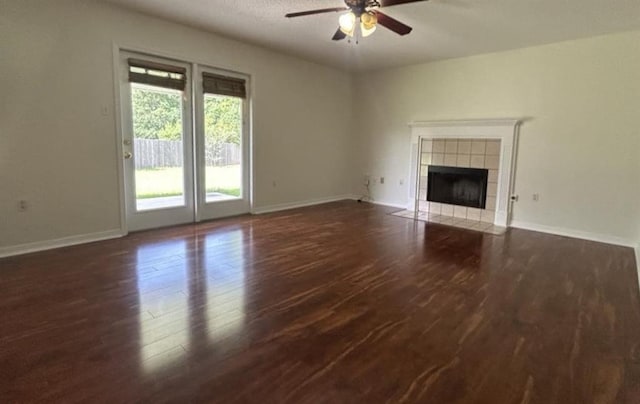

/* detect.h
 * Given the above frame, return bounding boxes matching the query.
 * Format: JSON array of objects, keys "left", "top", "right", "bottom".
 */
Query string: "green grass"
[{"left": 135, "top": 165, "right": 241, "bottom": 199}]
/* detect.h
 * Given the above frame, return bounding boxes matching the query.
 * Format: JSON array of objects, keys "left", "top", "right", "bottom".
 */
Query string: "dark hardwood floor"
[{"left": 1, "top": 201, "right": 639, "bottom": 403}]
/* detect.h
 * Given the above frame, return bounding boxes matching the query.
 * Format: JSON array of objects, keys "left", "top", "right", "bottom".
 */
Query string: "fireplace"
[
  {"left": 408, "top": 120, "right": 520, "bottom": 227},
  {"left": 427, "top": 165, "right": 489, "bottom": 209}
]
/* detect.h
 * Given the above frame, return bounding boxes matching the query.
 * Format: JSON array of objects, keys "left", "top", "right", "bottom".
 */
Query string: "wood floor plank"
[{"left": 1, "top": 200, "right": 639, "bottom": 403}]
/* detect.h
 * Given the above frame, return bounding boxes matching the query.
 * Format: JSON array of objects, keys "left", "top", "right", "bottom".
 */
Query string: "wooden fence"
[{"left": 134, "top": 139, "right": 241, "bottom": 169}]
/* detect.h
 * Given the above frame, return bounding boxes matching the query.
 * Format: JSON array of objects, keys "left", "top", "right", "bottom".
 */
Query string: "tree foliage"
[
  {"left": 132, "top": 87, "right": 182, "bottom": 140},
  {"left": 131, "top": 86, "right": 242, "bottom": 145},
  {"left": 204, "top": 95, "right": 241, "bottom": 145}
]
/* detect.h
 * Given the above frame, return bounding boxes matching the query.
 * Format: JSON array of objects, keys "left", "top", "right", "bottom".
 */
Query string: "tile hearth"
[{"left": 391, "top": 209, "right": 507, "bottom": 235}]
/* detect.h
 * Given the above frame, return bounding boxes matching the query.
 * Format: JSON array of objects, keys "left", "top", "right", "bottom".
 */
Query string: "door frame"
[
  {"left": 112, "top": 44, "right": 254, "bottom": 234},
  {"left": 118, "top": 50, "right": 196, "bottom": 232}
]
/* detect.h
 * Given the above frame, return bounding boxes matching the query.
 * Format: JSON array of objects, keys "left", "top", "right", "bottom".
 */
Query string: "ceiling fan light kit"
[
  {"left": 285, "top": 0, "right": 427, "bottom": 42},
  {"left": 338, "top": 12, "right": 357, "bottom": 36},
  {"left": 360, "top": 12, "right": 378, "bottom": 37}
]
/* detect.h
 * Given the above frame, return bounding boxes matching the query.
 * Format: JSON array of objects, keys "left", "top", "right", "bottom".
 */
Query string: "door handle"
[{"left": 124, "top": 151, "right": 132, "bottom": 159}]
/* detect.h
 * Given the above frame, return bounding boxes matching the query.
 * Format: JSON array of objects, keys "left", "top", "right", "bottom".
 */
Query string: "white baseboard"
[
  {"left": 363, "top": 199, "right": 408, "bottom": 210},
  {"left": 251, "top": 194, "right": 408, "bottom": 214},
  {"left": 0, "top": 229, "right": 125, "bottom": 258},
  {"left": 510, "top": 220, "right": 636, "bottom": 248},
  {"left": 251, "top": 194, "right": 356, "bottom": 215},
  {"left": 352, "top": 195, "right": 408, "bottom": 210}
]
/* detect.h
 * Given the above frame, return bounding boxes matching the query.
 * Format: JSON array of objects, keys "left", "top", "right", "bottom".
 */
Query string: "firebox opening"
[{"left": 427, "top": 166, "right": 489, "bottom": 209}]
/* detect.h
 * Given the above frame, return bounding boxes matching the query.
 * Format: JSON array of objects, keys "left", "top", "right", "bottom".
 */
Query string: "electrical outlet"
[
  {"left": 532, "top": 193, "right": 540, "bottom": 202},
  {"left": 18, "top": 200, "right": 28, "bottom": 212},
  {"left": 363, "top": 174, "right": 370, "bottom": 186},
  {"left": 380, "top": 177, "right": 385, "bottom": 184}
]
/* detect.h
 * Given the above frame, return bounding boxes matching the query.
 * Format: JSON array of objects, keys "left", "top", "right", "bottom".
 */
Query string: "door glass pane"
[
  {"left": 204, "top": 94, "right": 242, "bottom": 203},
  {"left": 131, "top": 83, "right": 186, "bottom": 211}
]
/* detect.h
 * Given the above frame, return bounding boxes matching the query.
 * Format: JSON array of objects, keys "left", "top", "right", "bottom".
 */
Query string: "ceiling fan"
[{"left": 285, "top": 0, "right": 428, "bottom": 41}]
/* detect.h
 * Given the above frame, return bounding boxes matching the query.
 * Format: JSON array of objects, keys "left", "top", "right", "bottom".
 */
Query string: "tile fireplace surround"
[
  {"left": 404, "top": 120, "right": 521, "bottom": 231},
  {"left": 419, "top": 138, "right": 500, "bottom": 223}
]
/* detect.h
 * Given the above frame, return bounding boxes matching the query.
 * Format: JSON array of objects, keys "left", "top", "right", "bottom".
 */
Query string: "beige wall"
[
  {"left": 353, "top": 30, "right": 640, "bottom": 244},
  {"left": 0, "top": 0, "right": 353, "bottom": 248}
]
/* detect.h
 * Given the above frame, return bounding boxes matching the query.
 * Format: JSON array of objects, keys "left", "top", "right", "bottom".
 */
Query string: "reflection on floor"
[
  {"left": 136, "top": 230, "right": 246, "bottom": 373},
  {"left": 1, "top": 201, "right": 639, "bottom": 402},
  {"left": 136, "top": 193, "right": 237, "bottom": 211},
  {"left": 391, "top": 209, "right": 507, "bottom": 235},
  {"left": 136, "top": 238, "right": 191, "bottom": 372}
]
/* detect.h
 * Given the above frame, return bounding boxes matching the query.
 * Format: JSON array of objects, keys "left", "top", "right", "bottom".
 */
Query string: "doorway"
[{"left": 118, "top": 52, "right": 251, "bottom": 231}]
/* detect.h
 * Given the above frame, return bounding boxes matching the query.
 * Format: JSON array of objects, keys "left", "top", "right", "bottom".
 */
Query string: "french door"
[
  {"left": 194, "top": 66, "right": 250, "bottom": 221},
  {"left": 119, "top": 51, "right": 250, "bottom": 232}
]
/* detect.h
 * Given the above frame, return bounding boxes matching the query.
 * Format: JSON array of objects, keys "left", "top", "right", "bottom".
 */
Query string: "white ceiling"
[{"left": 101, "top": 0, "right": 640, "bottom": 71}]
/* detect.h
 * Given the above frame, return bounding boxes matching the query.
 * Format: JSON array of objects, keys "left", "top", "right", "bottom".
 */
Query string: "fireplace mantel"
[{"left": 407, "top": 119, "right": 521, "bottom": 227}]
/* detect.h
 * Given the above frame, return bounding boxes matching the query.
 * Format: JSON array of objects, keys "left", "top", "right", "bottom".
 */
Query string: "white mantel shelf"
[
  {"left": 407, "top": 119, "right": 523, "bottom": 228},
  {"left": 409, "top": 119, "right": 521, "bottom": 128}
]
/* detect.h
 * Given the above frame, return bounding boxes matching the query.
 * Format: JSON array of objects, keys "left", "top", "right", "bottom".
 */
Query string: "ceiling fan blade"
[
  {"left": 332, "top": 28, "right": 347, "bottom": 41},
  {"left": 285, "top": 7, "right": 348, "bottom": 18},
  {"left": 374, "top": 11, "right": 413, "bottom": 35},
  {"left": 379, "top": 0, "right": 428, "bottom": 7}
]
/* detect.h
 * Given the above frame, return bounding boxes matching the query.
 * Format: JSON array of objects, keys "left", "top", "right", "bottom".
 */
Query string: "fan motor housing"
[{"left": 345, "top": 0, "right": 380, "bottom": 15}]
